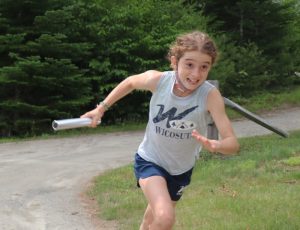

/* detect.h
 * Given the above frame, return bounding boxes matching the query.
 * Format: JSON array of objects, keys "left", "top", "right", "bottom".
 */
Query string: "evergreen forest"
[{"left": 1, "top": 0, "right": 299, "bottom": 137}]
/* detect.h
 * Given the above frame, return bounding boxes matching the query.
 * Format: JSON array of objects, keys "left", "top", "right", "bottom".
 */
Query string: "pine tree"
[{"left": 0, "top": 0, "right": 92, "bottom": 136}]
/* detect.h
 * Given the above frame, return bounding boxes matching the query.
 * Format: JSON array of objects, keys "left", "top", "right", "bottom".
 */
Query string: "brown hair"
[{"left": 168, "top": 31, "right": 218, "bottom": 65}]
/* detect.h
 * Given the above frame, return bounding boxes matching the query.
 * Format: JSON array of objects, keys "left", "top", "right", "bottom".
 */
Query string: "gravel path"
[{"left": 0, "top": 107, "right": 299, "bottom": 230}]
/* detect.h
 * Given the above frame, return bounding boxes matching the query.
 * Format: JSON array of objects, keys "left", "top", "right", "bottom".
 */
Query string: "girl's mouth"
[{"left": 186, "top": 78, "right": 200, "bottom": 85}]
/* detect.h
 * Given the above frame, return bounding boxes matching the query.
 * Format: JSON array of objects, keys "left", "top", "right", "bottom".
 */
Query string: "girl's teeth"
[{"left": 188, "top": 79, "right": 198, "bottom": 84}]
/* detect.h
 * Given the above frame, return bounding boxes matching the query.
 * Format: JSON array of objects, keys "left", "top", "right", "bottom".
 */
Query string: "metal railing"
[{"left": 207, "top": 80, "right": 288, "bottom": 139}]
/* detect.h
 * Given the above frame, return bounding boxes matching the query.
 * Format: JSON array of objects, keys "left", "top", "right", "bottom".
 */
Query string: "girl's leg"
[
  {"left": 139, "top": 176, "right": 176, "bottom": 230},
  {"left": 139, "top": 204, "right": 153, "bottom": 230}
]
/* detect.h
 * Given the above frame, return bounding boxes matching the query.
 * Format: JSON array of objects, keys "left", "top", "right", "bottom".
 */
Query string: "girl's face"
[{"left": 172, "top": 51, "right": 212, "bottom": 93}]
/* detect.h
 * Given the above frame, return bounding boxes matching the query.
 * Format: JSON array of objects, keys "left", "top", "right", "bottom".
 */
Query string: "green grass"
[
  {"left": 88, "top": 130, "right": 300, "bottom": 230},
  {"left": 226, "top": 85, "right": 300, "bottom": 119}
]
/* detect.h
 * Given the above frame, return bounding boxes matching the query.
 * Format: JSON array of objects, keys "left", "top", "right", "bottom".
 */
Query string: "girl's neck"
[{"left": 173, "top": 72, "right": 192, "bottom": 97}]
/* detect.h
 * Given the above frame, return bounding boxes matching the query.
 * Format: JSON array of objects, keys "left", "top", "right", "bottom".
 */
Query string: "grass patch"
[
  {"left": 226, "top": 85, "right": 300, "bottom": 119},
  {"left": 88, "top": 130, "right": 300, "bottom": 230},
  {"left": 281, "top": 156, "right": 300, "bottom": 166},
  {"left": 87, "top": 165, "right": 146, "bottom": 229}
]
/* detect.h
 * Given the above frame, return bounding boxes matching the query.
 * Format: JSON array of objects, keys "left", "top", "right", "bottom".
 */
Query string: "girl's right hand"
[{"left": 80, "top": 105, "right": 105, "bottom": 128}]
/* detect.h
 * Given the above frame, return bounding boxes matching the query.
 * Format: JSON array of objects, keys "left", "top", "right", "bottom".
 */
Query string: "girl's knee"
[{"left": 154, "top": 208, "right": 175, "bottom": 229}]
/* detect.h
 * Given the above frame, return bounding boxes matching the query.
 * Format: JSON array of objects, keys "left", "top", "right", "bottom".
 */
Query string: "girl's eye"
[
  {"left": 186, "top": 63, "right": 193, "bottom": 68},
  {"left": 201, "top": 65, "right": 209, "bottom": 71}
]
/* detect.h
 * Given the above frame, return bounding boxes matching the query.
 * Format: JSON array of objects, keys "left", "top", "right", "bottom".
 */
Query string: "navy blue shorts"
[{"left": 134, "top": 153, "right": 193, "bottom": 201}]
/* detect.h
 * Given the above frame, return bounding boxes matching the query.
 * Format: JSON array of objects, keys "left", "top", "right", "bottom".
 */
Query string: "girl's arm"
[
  {"left": 81, "top": 70, "right": 162, "bottom": 127},
  {"left": 192, "top": 88, "right": 240, "bottom": 155}
]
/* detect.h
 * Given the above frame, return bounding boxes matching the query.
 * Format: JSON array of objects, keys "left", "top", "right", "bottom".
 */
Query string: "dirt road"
[{"left": 0, "top": 107, "right": 299, "bottom": 230}]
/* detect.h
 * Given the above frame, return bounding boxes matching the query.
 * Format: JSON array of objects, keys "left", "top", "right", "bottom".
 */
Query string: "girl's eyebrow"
[
  {"left": 184, "top": 58, "right": 211, "bottom": 64},
  {"left": 183, "top": 58, "right": 196, "bottom": 61}
]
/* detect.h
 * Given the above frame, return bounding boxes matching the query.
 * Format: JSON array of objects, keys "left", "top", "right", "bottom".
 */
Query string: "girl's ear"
[{"left": 170, "top": 56, "right": 177, "bottom": 70}]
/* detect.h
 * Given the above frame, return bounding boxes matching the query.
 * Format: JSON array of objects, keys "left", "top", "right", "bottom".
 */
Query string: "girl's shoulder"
[
  {"left": 158, "top": 70, "right": 175, "bottom": 83},
  {"left": 146, "top": 70, "right": 174, "bottom": 92}
]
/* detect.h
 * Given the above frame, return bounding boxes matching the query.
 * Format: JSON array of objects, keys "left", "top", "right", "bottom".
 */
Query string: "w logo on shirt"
[{"left": 153, "top": 104, "right": 198, "bottom": 128}]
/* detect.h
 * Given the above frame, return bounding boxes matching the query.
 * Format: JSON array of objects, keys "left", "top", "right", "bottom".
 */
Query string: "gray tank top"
[{"left": 137, "top": 71, "right": 215, "bottom": 175}]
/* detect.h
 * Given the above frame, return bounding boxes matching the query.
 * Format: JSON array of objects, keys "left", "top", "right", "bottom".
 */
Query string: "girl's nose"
[{"left": 191, "top": 68, "right": 201, "bottom": 77}]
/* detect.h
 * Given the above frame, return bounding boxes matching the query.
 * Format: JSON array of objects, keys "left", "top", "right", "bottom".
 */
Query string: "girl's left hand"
[{"left": 191, "top": 129, "right": 221, "bottom": 153}]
